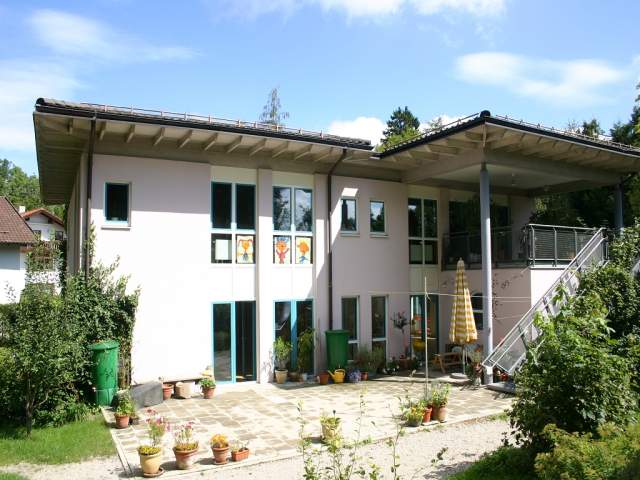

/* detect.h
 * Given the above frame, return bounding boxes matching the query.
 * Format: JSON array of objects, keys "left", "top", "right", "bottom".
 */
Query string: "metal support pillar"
[{"left": 480, "top": 163, "right": 494, "bottom": 383}]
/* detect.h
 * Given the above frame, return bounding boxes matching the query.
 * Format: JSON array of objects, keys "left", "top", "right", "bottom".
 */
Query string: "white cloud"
[
  {"left": 420, "top": 114, "right": 464, "bottom": 130},
  {"left": 213, "top": 0, "right": 504, "bottom": 18},
  {"left": 455, "top": 52, "right": 626, "bottom": 105},
  {"left": 0, "top": 61, "right": 81, "bottom": 151},
  {"left": 29, "top": 10, "right": 197, "bottom": 62},
  {"left": 328, "top": 116, "right": 386, "bottom": 144}
]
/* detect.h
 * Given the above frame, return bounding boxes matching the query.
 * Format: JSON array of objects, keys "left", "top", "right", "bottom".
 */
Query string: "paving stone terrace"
[{"left": 106, "top": 376, "right": 512, "bottom": 478}]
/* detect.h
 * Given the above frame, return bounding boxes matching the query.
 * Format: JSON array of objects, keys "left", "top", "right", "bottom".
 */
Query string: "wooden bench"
[{"left": 432, "top": 352, "right": 462, "bottom": 373}]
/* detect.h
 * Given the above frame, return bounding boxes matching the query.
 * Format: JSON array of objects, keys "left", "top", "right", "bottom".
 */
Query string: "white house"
[
  {"left": 0, "top": 197, "right": 36, "bottom": 303},
  {"left": 33, "top": 99, "right": 640, "bottom": 385},
  {"left": 20, "top": 207, "right": 65, "bottom": 242}
]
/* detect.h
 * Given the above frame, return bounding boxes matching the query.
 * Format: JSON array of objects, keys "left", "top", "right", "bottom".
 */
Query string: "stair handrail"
[{"left": 482, "top": 228, "right": 607, "bottom": 374}]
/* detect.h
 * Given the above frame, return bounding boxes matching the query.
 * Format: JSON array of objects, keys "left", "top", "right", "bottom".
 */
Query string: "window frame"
[
  {"left": 272, "top": 185, "right": 314, "bottom": 265},
  {"left": 369, "top": 199, "right": 387, "bottom": 236},
  {"left": 104, "top": 182, "right": 131, "bottom": 226},
  {"left": 211, "top": 181, "right": 257, "bottom": 265},
  {"left": 371, "top": 295, "right": 387, "bottom": 357},
  {"left": 341, "top": 296, "right": 359, "bottom": 360},
  {"left": 340, "top": 197, "right": 358, "bottom": 234},
  {"left": 408, "top": 197, "right": 438, "bottom": 265},
  {"left": 273, "top": 299, "right": 315, "bottom": 372},
  {"left": 471, "top": 291, "right": 483, "bottom": 331}
]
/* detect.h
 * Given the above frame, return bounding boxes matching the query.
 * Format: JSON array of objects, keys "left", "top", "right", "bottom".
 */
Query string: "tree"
[
  {"left": 259, "top": 87, "right": 289, "bottom": 126},
  {"left": 580, "top": 118, "right": 604, "bottom": 138},
  {"left": 378, "top": 106, "right": 420, "bottom": 151}
]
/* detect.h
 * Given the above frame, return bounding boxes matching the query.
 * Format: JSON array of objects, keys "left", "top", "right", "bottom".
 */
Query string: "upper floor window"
[
  {"left": 273, "top": 186, "right": 313, "bottom": 265},
  {"left": 54, "top": 230, "right": 64, "bottom": 242},
  {"left": 370, "top": 201, "right": 386, "bottom": 235},
  {"left": 340, "top": 198, "right": 357, "bottom": 233},
  {"left": 211, "top": 182, "right": 255, "bottom": 264},
  {"left": 408, "top": 198, "right": 437, "bottom": 265},
  {"left": 105, "top": 183, "right": 129, "bottom": 224}
]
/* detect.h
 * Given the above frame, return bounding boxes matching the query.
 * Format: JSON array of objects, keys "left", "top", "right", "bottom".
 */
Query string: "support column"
[
  {"left": 257, "top": 169, "right": 274, "bottom": 383},
  {"left": 480, "top": 163, "right": 494, "bottom": 383},
  {"left": 614, "top": 182, "right": 624, "bottom": 233}
]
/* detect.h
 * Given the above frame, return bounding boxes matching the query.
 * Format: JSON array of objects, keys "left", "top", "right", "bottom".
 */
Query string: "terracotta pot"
[
  {"left": 318, "top": 372, "right": 330, "bottom": 385},
  {"left": 275, "top": 369, "right": 288, "bottom": 384},
  {"left": 139, "top": 450, "right": 163, "bottom": 475},
  {"left": 399, "top": 358, "right": 410, "bottom": 370},
  {"left": 435, "top": 405, "right": 448, "bottom": 422},
  {"left": 231, "top": 448, "right": 250, "bottom": 462},
  {"left": 173, "top": 447, "right": 198, "bottom": 470},
  {"left": 289, "top": 371, "right": 299, "bottom": 382},
  {"left": 202, "top": 386, "right": 215, "bottom": 399},
  {"left": 115, "top": 414, "right": 130, "bottom": 429},
  {"left": 212, "top": 446, "right": 230, "bottom": 464},
  {"left": 360, "top": 371, "right": 368, "bottom": 381},
  {"left": 162, "top": 383, "right": 173, "bottom": 400},
  {"left": 422, "top": 406, "right": 433, "bottom": 424}
]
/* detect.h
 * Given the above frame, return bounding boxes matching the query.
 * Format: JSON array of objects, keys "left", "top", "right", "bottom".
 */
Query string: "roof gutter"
[
  {"left": 327, "top": 148, "right": 348, "bottom": 331},
  {"left": 83, "top": 117, "right": 96, "bottom": 278}
]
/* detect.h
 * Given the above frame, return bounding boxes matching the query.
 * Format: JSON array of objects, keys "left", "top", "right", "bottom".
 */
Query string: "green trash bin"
[
  {"left": 325, "top": 330, "right": 349, "bottom": 372},
  {"left": 89, "top": 340, "right": 119, "bottom": 406}
]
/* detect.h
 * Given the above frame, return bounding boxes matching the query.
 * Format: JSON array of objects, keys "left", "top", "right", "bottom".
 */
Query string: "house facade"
[
  {"left": 20, "top": 207, "right": 65, "bottom": 242},
  {"left": 33, "top": 99, "right": 640, "bottom": 384}
]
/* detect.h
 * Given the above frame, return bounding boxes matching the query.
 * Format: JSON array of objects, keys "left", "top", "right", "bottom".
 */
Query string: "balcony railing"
[{"left": 442, "top": 224, "right": 599, "bottom": 269}]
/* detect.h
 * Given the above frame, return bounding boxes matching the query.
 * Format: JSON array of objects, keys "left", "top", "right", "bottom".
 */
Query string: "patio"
[{"left": 106, "top": 376, "right": 512, "bottom": 477}]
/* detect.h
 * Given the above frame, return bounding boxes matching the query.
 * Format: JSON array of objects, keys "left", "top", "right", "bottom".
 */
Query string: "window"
[
  {"left": 211, "top": 182, "right": 256, "bottom": 264},
  {"left": 408, "top": 198, "right": 437, "bottom": 265},
  {"left": 54, "top": 230, "right": 64, "bottom": 241},
  {"left": 273, "top": 186, "right": 313, "bottom": 264},
  {"left": 371, "top": 296, "right": 387, "bottom": 357},
  {"left": 370, "top": 201, "right": 385, "bottom": 234},
  {"left": 471, "top": 292, "right": 483, "bottom": 331},
  {"left": 105, "top": 183, "right": 129, "bottom": 223},
  {"left": 340, "top": 198, "right": 357, "bottom": 232},
  {"left": 342, "top": 297, "right": 359, "bottom": 360},
  {"left": 33, "top": 229, "right": 41, "bottom": 240}
]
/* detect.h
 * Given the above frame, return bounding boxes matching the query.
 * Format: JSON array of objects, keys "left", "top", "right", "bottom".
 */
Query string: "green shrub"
[
  {"left": 509, "top": 292, "right": 637, "bottom": 450},
  {"left": 535, "top": 423, "right": 640, "bottom": 480},
  {"left": 450, "top": 446, "right": 537, "bottom": 480}
]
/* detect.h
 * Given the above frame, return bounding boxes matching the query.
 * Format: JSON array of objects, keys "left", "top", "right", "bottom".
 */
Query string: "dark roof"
[
  {"left": 21, "top": 208, "right": 64, "bottom": 227},
  {"left": 0, "top": 197, "right": 36, "bottom": 245},
  {"left": 35, "top": 98, "right": 373, "bottom": 150},
  {"left": 379, "top": 110, "right": 640, "bottom": 158}
]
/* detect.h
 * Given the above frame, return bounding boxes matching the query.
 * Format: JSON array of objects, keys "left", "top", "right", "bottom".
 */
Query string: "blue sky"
[{"left": 1, "top": 0, "right": 638, "bottom": 174}]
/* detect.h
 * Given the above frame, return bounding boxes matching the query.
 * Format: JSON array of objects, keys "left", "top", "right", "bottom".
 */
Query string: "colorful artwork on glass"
[
  {"left": 295, "top": 237, "right": 312, "bottom": 264},
  {"left": 236, "top": 235, "right": 254, "bottom": 264},
  {"left": 273, "top": 236, "right": 291, "bottom": 264}
]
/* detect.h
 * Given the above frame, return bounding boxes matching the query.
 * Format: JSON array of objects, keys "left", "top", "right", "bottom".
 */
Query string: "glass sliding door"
[
  {"left": 371, "top": 296, "right": 387, "bottom": 359},
  {"left": 212, "top": 301, "right": 256, "bottom": 383},
  {"left": 410, "top": 295, "right": 439, "bottom": 362},
  {"left": 274, "top": 300, "right": 314, "bottom": 372}
]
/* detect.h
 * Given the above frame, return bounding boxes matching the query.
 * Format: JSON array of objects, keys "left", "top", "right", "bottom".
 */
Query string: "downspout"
[
  {"left": 83, "top": 117, "right": 96, "bottom": 279},
  {"left": 327, "top": 148, "right": 348, "bottom": 330}
]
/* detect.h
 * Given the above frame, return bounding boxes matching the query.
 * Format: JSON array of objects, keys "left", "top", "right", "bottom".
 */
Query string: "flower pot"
[
  {"left": 360, "top": 371, "right": 368, "bottom": 381},
  {"left": 202, "top": 386, "right": 215, "bottom": 399},
  {"left": 130, "top": 416, "right": 140, "bottom": 426},
  {"left": 422, "top": 406, "right": 433, "bottom": 424},
  {"left": 115, "top": 414, "right": 130, "bottom": 429},
  {"left": 211, "top": 446, "right": 230, "bottom": 464},
  {"left": 174, "top": 382, "right": 192, "bottom": 399},
  {"left": 162, "top": 383, "right": 173, "bottom": 400},
  {"left": 173, "top": 447, "right": 198, "bottom": 470},
  {"left": 399, "top": 358, "right": 410, "bottom": 370},
  {"left": 435, "top": 405, "right": 448, "bottom": 422},
  {"left": 139, "top": 450, "right": 163, "bottom": 476},
  {"left": 300, "top": 372, "right": 308, "bottom": 382},
  {"left": 275, "top": 369, "right": 288, "bottom": 384},
  {"left": 289, "top": 371, "right": 299, "bottom": 382},
  {"left": 231, "top": 448, "right": 250, "bottom": 462},
  {"left": 318, "top": 372, "right": 330, "bottom": 385},
  {"left": 406, "top": 417, "right": 422, "bottom": 427}
]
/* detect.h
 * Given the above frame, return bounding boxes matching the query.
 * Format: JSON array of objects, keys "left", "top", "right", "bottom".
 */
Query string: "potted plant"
[
  {"left": 468, "top": 350, "right": 483, "bottom": 386},
  {"left": 200, "top": 377, "right": 216, "bottom": 399},
  {"left": 318, "top": 371, "right": 330, "bottom": 385},
  {"left": 391, "top": 311, "right": 410, "bottom": 367},
  {"left": 210, "top": 434, "right": 230, "bottom": 464},
  {"left": 320, "top": 411, "right": 341, "bottom": 444},
  {"left": 297, "top": 328, "right": 315, "bottom": 381},
  {"left": 138, "top": 409, "right": 169, "bottom": 476},
  {"left": 273, "top": 337, "right": 291, "bottom": 384},
  {"left": 172, "top": 421, "right": 199, "bottom": 470},
  {"left": 420, "top": 396, "right": 433, "bottom": 423},
  {"left": 231, "top": 441, "right": 250, "bottom": 462},
  {"left": 162, "top": 383, "right": 173, "bottom": 401},
  {"left": 404, "top": 405, "right": 423, "bottom": 427},
  {"left": 115, "top": 393, "right": 134, "bottom": 429},
  {"left": 347, "top": 368, "right": 361, "bottom": 383},
  {"left": 370, "top": 347, "right": 386, "bottom": 376},
  {"left": 431, "top": 383, "right": 451, "bottom": 423}
]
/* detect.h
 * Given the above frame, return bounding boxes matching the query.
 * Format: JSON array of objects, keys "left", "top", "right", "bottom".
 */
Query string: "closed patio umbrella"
[{"left": 449, "top": 258, "right": 477, "bottom": 376}]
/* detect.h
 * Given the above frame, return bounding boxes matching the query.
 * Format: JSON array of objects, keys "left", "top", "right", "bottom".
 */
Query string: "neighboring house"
[
  {"left": 33, "top": 99, "right": 640, "bottom": 385},
  {"left": 0, "top": 197, "right": 36, "bottom": 303},
  {"left": 20, "top": 207, "right": 65, "bottom": 242}
]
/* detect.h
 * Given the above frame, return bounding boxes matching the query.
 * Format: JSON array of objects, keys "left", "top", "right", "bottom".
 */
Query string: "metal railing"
[
  {"left": 442, "top": 223, "right": 599, "bottom": 269},
  {"left": 482, "top": 228, "right": 607, "bottom": 375}
]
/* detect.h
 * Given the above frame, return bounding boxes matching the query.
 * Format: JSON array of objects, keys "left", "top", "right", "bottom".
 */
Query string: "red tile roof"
[
  {"left": 21, "top": 207, "right": 64, "bottom": 227},
  {"left": 0, "top": 197, "right": 36, "bottom": 245}
]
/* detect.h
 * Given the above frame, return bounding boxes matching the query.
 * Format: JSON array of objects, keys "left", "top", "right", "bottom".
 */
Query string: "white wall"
[
  {"left": 23, "top": 213, "right": 65, "bottom": 242},
  {"left": 0, "top": 246, "right": 27, "bottom": 303}
]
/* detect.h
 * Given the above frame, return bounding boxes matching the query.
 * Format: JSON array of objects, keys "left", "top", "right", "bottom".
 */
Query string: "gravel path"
[{"left": 0, "top": 418, "right": 509, "bottom": 479}]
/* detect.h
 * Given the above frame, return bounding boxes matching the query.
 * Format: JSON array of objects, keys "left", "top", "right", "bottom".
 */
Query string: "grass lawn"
[
  {"left": 0, "top": 415, "right": 115, "bottom": 465},
  {"left": 0, "top": 474, "right": 29, "bottom": 480},
  {"left": 450, "top": 446, "right": 537, "bottom": 480}
]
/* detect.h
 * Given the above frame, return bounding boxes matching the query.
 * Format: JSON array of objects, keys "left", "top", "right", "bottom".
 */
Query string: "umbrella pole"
[{"left": 424, "top": 276, "right": 429, "bottom": 399}]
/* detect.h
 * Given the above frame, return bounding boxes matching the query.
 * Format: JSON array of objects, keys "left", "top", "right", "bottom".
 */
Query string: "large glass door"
[
  {"left": 212, "top": 302, "right": 256, "bottom": 383},
  {"left": 410, "top": 295, "right": 439, "bottom": 362},
  {"left": 274, "top": 300, "right": 314, "bottom": 372}
]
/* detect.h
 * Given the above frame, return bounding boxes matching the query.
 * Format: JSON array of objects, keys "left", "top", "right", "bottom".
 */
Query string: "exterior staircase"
[{"left": 483, "top": 228, "right": 608, "bottom": 393}]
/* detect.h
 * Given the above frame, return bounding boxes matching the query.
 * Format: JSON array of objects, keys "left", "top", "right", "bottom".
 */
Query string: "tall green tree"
[
  {"left": 259, "top": 87, "right": 290, "bottom": 126},
  {"left": 378, "top": 106, "right": 420, "bottom": 151}
]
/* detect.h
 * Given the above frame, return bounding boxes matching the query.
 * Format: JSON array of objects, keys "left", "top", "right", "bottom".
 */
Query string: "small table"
[{"left": 432, "top": 352, "right": 462, "bottom": 373}]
